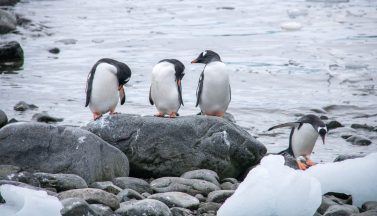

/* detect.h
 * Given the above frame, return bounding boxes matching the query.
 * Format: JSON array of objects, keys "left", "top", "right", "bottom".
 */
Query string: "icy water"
[{"left": 1, "top": 0, "right": 376, "bottom": 162}]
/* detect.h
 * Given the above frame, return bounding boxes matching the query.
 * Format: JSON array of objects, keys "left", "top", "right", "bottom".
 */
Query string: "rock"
[
  {"left": 13, "top": 101, "right": 38, "bottom": 111},
  {"left": 115, "top": 199, "right": 172, "bottom": 216},
  {"left": 34, "top": 172, "right": 88, "bottom": 192},
  {"left": 197, "top": 202, "right": 221, "bottom": 214},
  {"left": 220, "top": 182, "right": 238, "bottom": 190},
  {"left": 351, "top": 124, "right": 377, "bottom": 132},
  {"left": 48, "top": 47, "right": 60, "bottom": 54},
  {"left": 150, "top": 177, "right": 221, "bottom": 196},
  {"left": 334, "top": 154, "right": 365, "bottom": 162},
  {"left": 0, "top": 41, "right": 23, "bottom": 69},
  {"left": 346, "top": 135, "right": 372, "bottom": 146},
  {"left": 0, "top": 110, "right": 7, "bottom": 128},
  {"left": 119, "top": 199, "right": 139, "bottom": 208},
  {"left": 0, "top": 0, "right": 20, "bottom": 6},
  {"left": 341, "top": 135, "right": 352, "bottom": 140},
  {"left": 60, "top": 198, "right": 97, "bottom": 216},
  {"left": 323, "top": 204, "right": 359, "bottom": 216},
  {"left": 281, "top": 152, "right": 299, "bottom": 169},
  {"left": 90, "top": 204, "right": 114, "bottom": 216},
  {"left": 0, "top": 180, "right": 57, "bottom": 196},
  {"left": 142, "top": 192, "right": 151, "bottom": 198},
  {"left": 354, "top": 209, "right": 377, "bottom": 216},
  {"left": 86, "top": 114, "right": 266, "bottom": 179},
  {"left": 149, "top": 192, "right": 200, "bottom": 209},
  {"left": 0, "top": 164, "right": 20, "bottom": 179},
  {"left": 0, "top": 122, "right": 129, "bottom": 184},
  {"left": 362, "top": 201, "right": 377, "bottom": 211},
  {"left": 0, "top": 9, "right": 16, "bottom": 34},
  {"left": 112, "top": 177, "right": 152, "bottom": 194},
  {"left": 206, "top": 190, "right": 234, "bottom": 203},
  {"left": 90, "top": 181, "right": 122, "bottom": 195},
  {"left": 221, "top": 178, "right": 238, "bottom": 184},
  {"left": 170, "top": 207, "right": 193, "bottom": 216},
  {"left": 117, "top": 188, "right": 144, "bottom": 202},
  {"left": 181, "top": 169, "right": 220, "bottom": 187},
  {"left": 195, "top": 194, "right": 206, "bottom": 202},
  {"left": 325, "top": 193, "right": 352, "bottom": 205},
  {"left": 32, "top": 111, "right": 63, "bottom": 123},
  {"left": 326, "top": 120, "right": 344, "bottom": 130},
  {"left": 58, "top": 188, "right": 119, "bottom": 210},
  {"left": 317, "top": 196, "right": 339, "bottom": 214},
  {"left": 4, "top": 170, "right": 40, "bottom": 187}
]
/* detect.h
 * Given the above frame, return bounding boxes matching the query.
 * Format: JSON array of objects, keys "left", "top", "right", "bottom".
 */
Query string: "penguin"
[
  {"left": 191, "top": 50, "right": 231, "bottom": 117},
  {"left": 149, "top": 59, "right": 185, "bottom": 118},
  {"left": 268, "top": 114, "right": 327, "bottom": 170},
  {"left": 85, "top": 58, "right": 131, "bottom": 120}
]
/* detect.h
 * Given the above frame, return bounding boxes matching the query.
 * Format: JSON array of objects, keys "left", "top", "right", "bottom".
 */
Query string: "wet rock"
[
  {"left": 56, "top": 39, "right": 77, "bottom": 45},
  {"left": 317, "top": 196, "right": 339, "bottom": 214},
  {"left": 58, "top": 188, "right": 120, "bottom": 210},
  {"left": 0, "top": 122, "right": 129, "bottom": 183},
  {"left": 5, "top": 171, "right": 40, "bottom": 187},
  {"left": 326, "top": 120, "right": 344, "bottom": 130},
  {"left": 354, "top": 209, "right": 377, "bottom": 216},
  {"left": 90, "top": 181, "right": 122, "bottom": 195},
  {"left": 206, "top": 190, "right": 234, "bottom": 203},
  {"left": 311, "top": 108, "right": 327, "bottom": 114},
  {"left": 7, "top": 118, "right": 18, "bottom": 124},
  {"left": 323, "top": 204, "right": 359, "bottom": 216},
  {"left": 325, "top": 193, "right": 352, "bottom": 205},
  {"left": 0, "top": 164, "right": 20, "bottom": 179},
  {"left": 351, "top": 124, "right": 377, "bottom": 132},
  {"left": 117, "top": 188, "right": 144, "bottom": 202},
  {"left": 90, "top": 204, "right": 114, "bottom": 216},
  {"left": 170, "top": 207, "right": 193, "bottom": 216},
  {"left": 49, "top": 47, "right": 60, "bottom": 54},
  {"left": 220, "top": 182, "right": 238, "bottom": 190},
  {"left": 0, "top": 9, "right": 16, "bottom": 34},
  {"left": 181, "top": 169, "right": 220, "bottom": 186},
  {"left": 334, "top": 154, "right": 365, "bottom": 162},
  {"left": 362, "top": 201, "right": 377, "bottom": 211},
  {"left": 33, "top": 172, "right": 87, "bottom": 192},
  {"left": 60, "top": 198, "right": 97, "bottom": 216},
  {"left": 112, "top": 177, "right": 152, "bottom": 194},
  {"left": 86, "top": 114, "right": 266, "bottom": 179},
  {"left": 115, "top": 199, "right": 172, "bottom": 216},
  {"left": 195, "top": 194, "right": 206, "bottom": 202},
  {"left": 346, "top": 135, "right": 372, "bottom": 146},
  {"left": 32, "top": 111, "right": 64, "bottom": 123},
  {"left": 149, "top": 192, "right": 200, "bottom": 209},
  {"left": 281, "top": 152, "right": 299, "bottom": 169},
  {"left": 0, "top": 180, "right": 57, "bottom": 196},
  {"left": 150, "top": 177, "right": 220, "bottom": 196},
  {"left": 198, "top": 202, "right": 221, "bottom": 214},
  {"left": 341, "top": 134, "right": 352, "bottom": 139},
  {"left": 0, "top": 41, "right": 23, "bottom": 69},
  {"left": 13, "top": 101, "right": 38, "bottom": 111},
  {"left": 0, "top": 110, "right": 7, "bottom": 129},
  {"left": 0, "top": 0, "right": 20, "bottom": 6}
]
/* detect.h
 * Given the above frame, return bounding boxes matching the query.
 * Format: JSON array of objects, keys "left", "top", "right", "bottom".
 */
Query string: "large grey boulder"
[
  {"left": 60, "top": 198, "right": 98, "bottom": 216},
  {"left": 86, "top": 114, "right": 266, "bottom": 179},
  {"left": 34, "top": 172, "right": 88, "bottom": 192},
  {"left": 0, "top": 41, "right": 23, "bottom": 70},
  {"left": 0, "top": 122, "right": 129, "bottom": 183}
]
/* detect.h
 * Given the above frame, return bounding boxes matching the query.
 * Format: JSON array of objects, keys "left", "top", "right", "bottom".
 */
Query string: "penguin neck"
[{"left": 205, "top": 56, "right": 221, "bottom": 64}]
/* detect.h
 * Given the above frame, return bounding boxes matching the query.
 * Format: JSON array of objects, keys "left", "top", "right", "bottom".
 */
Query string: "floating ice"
[
  {"left": 0, "top": 184, "right": 63, "bottom": 216},
  {"left": 280, "top": 22, "right": 302, "bottom": 31},
  {"left": 218, "top": 155, "right": 322, "bottom": 216}
]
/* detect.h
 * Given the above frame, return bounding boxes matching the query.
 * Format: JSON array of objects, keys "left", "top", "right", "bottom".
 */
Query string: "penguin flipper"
[
  {"left": 268, "top": 122, "right": 300, "bottom": 131},
  {"left": 196, "top": 71, "right": 204, "bottom": 107},
  {"left": 85, "top": 62, "right": 98, "bottom": 107},
  {"left": 177, "top": 79, "right": 184, "bottom": 106},
  {"left": 149, "top": 86, "right": 154, "bottom": 105}
]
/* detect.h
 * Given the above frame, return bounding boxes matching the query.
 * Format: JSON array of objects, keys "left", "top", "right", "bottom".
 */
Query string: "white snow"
[
  {"left": 0, "top": 184, "right": 63, "bottom": 216},
  {"left": 218, "top": 155, "right": 322, "bottom": 216},
  {"left": 280, "top": 21, "right": 302, "bottom": 31},
  {"left": 78, "top": 136, "right": 86, "bottom": 143},
  {"left": 222, "top": 131, "right": 230, "bottom": 147}
]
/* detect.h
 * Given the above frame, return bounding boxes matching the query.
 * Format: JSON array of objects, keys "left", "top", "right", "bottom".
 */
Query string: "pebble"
[
  {"left": 115, "top": 199, "right": 172, "bottom": 216},
  {"left": 117, "top": 188, "right": 144, "bottom": 202},
  {"left": 112, "top": 177, "right": 152, "bottom": 194},
  {"left": 60, "top": 198, "right": 97, "bottom": 216},
  {"left": 32, "top": 111, "right": 64, "bottom": 123},
  {"left": 13, "top": 101, "right": 38, "bottom": 111},
  {"left": 34, "top": 172, "right": 88, "bottom": 192},
  {"left": 90, "top": 181, "right": 122, "bottom": 195},
  {"left": 181, "top": 169, "right": 220, "bottom": 186},
  {"left": 206, "top": 190, "right": 234, "bottom": 203},
  {"left": 346, "top": 135, "right": 372, "bottom": 146},
  {"left": 148, "top": 192, "right": 200, "bottom": 209}
]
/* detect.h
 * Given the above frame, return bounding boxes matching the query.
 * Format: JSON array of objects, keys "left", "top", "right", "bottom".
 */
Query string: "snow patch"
[
  {"left": 135, "top": 129, "right": 140, "bottom": 141},
  {"left": 280, "top": 21, "right": 302, "bottom": 31},
  {"left": 222, "top": 131, "right": 230, "bottom": 147},
  {"left": 78, "top": 136, "right": 86, "bottom": 144}
]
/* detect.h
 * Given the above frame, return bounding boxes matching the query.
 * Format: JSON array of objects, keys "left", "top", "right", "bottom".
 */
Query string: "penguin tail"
[{"left": 278, "top": 148, "right": 294, "bottom": 157}]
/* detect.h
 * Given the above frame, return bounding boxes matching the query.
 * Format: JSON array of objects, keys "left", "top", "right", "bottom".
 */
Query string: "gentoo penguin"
[
  {"left": 191, "top": 50, "right": 231, "bottom": 117},
  {"left": 149, "top": 59, "right": 185, "bottom": 118},
  {"left": 85, "top": 58, "right": 131, "bottom": 120},
  {"left": 268, "top": 114, "right": 327, "bottom": 170}
]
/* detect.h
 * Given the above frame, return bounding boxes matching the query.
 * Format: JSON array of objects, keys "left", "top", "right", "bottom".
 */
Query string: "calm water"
[{"left": 1, "top": 0, "right": 376, "bottom": 162}]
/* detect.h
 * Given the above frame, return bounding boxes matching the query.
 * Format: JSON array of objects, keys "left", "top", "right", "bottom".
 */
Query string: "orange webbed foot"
[
  {"left": 169, "top": 112, "right": 177, "bottom": 118},
  {"left": 297, "top": 160, "right": 308, "bottom": 170},
  {"left": 93, "top": 113, "right": 102, "bottom": 120},
  {"left": 154, "top": 112, "right": 164, "bottom": 117}
]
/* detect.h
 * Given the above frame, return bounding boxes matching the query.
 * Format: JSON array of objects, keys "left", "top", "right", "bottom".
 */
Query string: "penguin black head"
[
  {"left": 191, "top": 50, "right": 221, "bottom": 64},
  {"left": 301, "top": 114, "right": 327, "bottom": 144}
]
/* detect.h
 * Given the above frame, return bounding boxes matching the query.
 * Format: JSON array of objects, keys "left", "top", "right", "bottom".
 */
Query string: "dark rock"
[
  {"left": 0, "top": 9, "right": 16, "bottom": 34},
  {"left": 13, "top": 101, "right": 38, "bottom": 111},
  {"left": 90, "top": 181, "right": 122, "bottom": 195},
  {"left": 170, "top": 207, "right": 193, "bottom": 216},
  {"left": 195, "top": 194, "right": 206, "bottom": 202},
  {"left": 346, "top": 135, "right": 372, "bottom": 146},
  {"left": 220, "top": 182, "right": 238, "bottom": 190},
  {"left": 149, "top": 192, "right": 200, "bottom": 209},
  {"left": 317, "top": 196, "right": 339, "bottom": 214},
  {"left": 334, "top": 154, "right": 365, "bottom": 162},
  {"left": 197, "top": 202, "right": 221, "bottom": 214},
  {"left": 351, "top": 124, "right": 377, "bottom": 132},
  {"left": 86, "top": 114, "right": 266, "bottom": 179},
  {"left": 326, "top": 121, "right": 344, "bottom": 130},
  {"left": 323, "top": 204, "right": 359, "bottom": 216},
  {"left": 0, "top": 164, "right": 20, "bottom": 179},
  {"left": 58, "top": 188, "right": 120, "bottom": 210},
  {"left": 60, "top": 198, "right": 98, "bottom": 216},
  {"left": 362, "top": 201, "right": 377, "bottom": 211},
  {"left": 115, "top": 199, "right": 172, "bottom": 216},
  {"left": 32, "top": 111, "right": 63, "bottom": 123},
  {"left": 206, "top": 190, "right": 234, "bottom": 203},
  {"left": 0, "top": 122, "right": 129, "bottom": 184},
  {"left": 221, "top": 178, "right": 238, "bottom": 184},
  {"left": 341, "top": 135, "right": 352, "bottom": 140},
  {"left": 0, "top": 180, "right": 57, "bottom": 196},
  {"left": 321, "top": 115, "right": 329, "bottom": 120},
  {"left": 353, "top": 209, "right": 377, "bottom": 216},
  {"left": 4, "top": 170, "right": 40, "bottom": 187},
  {"left": 112, "top": 177, "right": 152, "bottom": 194},
  {"left": 150, "top": 177, "right": 220, "bottom": 196},
  {"left": 90, "top": 204, "right": 114, "bottom": 216},
  {"left": 0, "top": 41, "right": 23, "bottom": 70},
  {"left": 117, "top": 188, "right": 144, "bottom": 202},
  {"left": 181, "top": 169, "right": 220, "bottom": 186},
  {"left": 49, "top": 47, "right": 60, "bottom": 54},
  {"left": 0, "top": 0, "right": 19, "bottom": 6},
  {"left": 325, "top": 193, "right": 353, "bottom": 205},
  {"left": 34, "top": 172, "right": 88, "bottom": 192},
  {"left": 281, "top": 152, "right": 299, "bottom": 169},
  {"left": 0, "top": 110, "right": 7, "bottom": 128}
]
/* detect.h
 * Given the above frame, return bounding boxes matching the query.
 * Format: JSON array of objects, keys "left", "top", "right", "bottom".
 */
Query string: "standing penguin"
[
  {"left": 268, "top": 114, "right": 327, "bottom": 170},
  {"left": 85, "top": 58, "right": 131, "bottom": 120},
  {"left": 149, "top": 59, "right": 185, "bottom": 118},
  {"left": 191, "top": 50, "right": 231, "bottom": 117}
]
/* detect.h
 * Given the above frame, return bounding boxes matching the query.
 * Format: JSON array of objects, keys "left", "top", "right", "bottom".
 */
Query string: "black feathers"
[
  {"left": 196, "top": 70, "right": 204, "bottom": 107},
  {"left": 159, "top": 59, "right": 185, "bottom": 106}
]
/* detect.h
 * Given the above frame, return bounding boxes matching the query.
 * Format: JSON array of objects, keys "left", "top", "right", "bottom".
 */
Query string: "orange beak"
[{"left": 191, "top": 59, "right": 198, "bottom": 64}]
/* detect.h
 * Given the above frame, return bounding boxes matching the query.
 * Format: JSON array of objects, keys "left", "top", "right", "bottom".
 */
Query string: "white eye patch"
[{"left": 202, "top": 51, "right": 207, "bottom": 57}]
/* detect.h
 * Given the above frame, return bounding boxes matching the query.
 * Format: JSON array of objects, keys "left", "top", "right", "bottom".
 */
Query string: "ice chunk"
[
  {"left": 218, "top": 155, "right": 322, "bottom": 216},
  {"left": 280, "top": 22, "right": 302, "bottom": 31},
  {"left": 306, "top": 153, "right": 377, "bottom": 207},
  {"left": 0, "top": 184, "right": 62, "bottom": 216}
]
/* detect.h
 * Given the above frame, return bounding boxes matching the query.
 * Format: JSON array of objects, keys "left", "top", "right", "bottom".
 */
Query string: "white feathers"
[
  {"left": 317, "top": 126, "right": 327, "bottom": 133},
  {"left": 202, "top": 51, "right": 207, "bottom": 57},
  {"left": 291, "top": 123, "right": 319, "bottom": 157}
]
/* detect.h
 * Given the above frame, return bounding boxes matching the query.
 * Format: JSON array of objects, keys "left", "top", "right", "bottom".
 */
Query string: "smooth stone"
[
  {"left": 5, "top": 171, "right": 40, "bottom": 187},
  {"left": 115, "top": 199, "right": 172, "bottom": 216},
  {"left": 195, "top": 194, "right": 206, "bottom": 202},
  {"left": 0, "top": 122, "right": 129, "bottom": 184},
  {"left": 326, "top": 120, "right": 344, "bottom": 130},
  {"left": 0, "top": 110, "right": 7, "bottom": 128},
  {"left": 32, "top": 111, "right": 63, "bottom": 123},
  {"left": 221, "top": 178, "right": 238, "bottom": 184},
  {"left": 117, "top": 188, "right": 144, "bottom": 202},
  {"left": 60, "top": 198, "right": 97, "bottom": 216},
  {"left": 353, "top": 209, "right": 377, "bottom": 216},
  {"left": 48, "top": 47, "right": 60, "bottom": 54},
  {"left": 181, "top": 169, "right": 220, "bottom": 186},
  {"left": 13, "top": 101, "right": 38, "bottom": 111},
  {"left": 0, "top": 41, "right": 24, "bottom": 69},
  {"left": 119, "top": 199, "right": 139, "bottom": 208},
  {"left": 170, "top": 207, "right": 193, "bottom": 216},
  {"left": 149, "top": 192, "right": 200, "bottom": 209},
  {"left": 86, "top": 114, "right": 266, "bottom": 179},
  {"left": 0, "top": 164, "right": 20, "bottom": 179},
  {"left": 325, "top": 193, "right": 352, "bottom": 205},
  {"left": 150, "top": 177, "right": 220, "bottom": 196},
  {"left": 112, "top": 177, "right": 152, "bottom": 194},
  {"left": 317, "top": 196, "right": 339, "bottom": 214},
  {"left": 351, "top": 124, "right": 377, "bottom": 132},
  {"left": 323, "top": 204, "right": 359, "bottom": 216},
  {"left": 34, "top": 172, "right": 88, "bottom": 192},
  {"left": 334, "top": 154, "right": 365, "bottom": 162},
  {"left": 90, "top": 181, "right": 122, "bottom": 195},
  {"left": 0, "top": 180, "right": 57, "bottom": 196},
  {"left": 142, "top": 192, "right": 151, "bottom": 198},
  {"left": 220, "top": 182, "right": 238, "bottom": 190},
  {"left": 90, "top": 204, "right": 114, "bottom": 216},
  {"left": 206, "top": 190, "right": 234, "bottom": 203},
  {"left": 58, "top": 188, "right": 119, "bottom": 210},
  {"left": 346, "top": 135, "right": 372, "bottom": 146},
  {"left": 0, "top": 9, "right": 16, "bottom": 34},
  {"left": 197, "top": 202, "right": 221, "bottom": 214},
  {"left": 362, "top": 201, "right": 377, "bottom": 211}
]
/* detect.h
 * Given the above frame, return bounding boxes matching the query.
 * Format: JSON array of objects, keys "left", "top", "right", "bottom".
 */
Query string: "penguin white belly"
[
  {"left": 89, "top": 63, "right": 119, "bottom": 114},
  {"left": 291, "top": 123, "right": 319, "bottom": 157},
  {"left": 200, "top": 62, "right": 230, "bottom": 113},
  {"left": 151, "top": 62, "right": 180, "bottom": 114}
]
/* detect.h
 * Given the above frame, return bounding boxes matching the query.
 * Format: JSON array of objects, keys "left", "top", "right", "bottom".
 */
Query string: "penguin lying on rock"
[{"left": 268, "top": 114, "right": 327, "bottom": 170}]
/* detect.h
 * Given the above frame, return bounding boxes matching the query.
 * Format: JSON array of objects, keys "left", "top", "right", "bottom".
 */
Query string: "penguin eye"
[{"left": 318, "top": 127, "right": 327, "bottom": 135}]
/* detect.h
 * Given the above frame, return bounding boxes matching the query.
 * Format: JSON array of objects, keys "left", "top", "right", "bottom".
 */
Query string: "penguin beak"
[
  {"left": 320, "top": 134, "right": 326, "bottom": 145},
  {"left": 191, "top": 59, "right": 198, "bottom": 64},
  {"left": 119, "top": 85, "right": 126, "bottom": 105}
]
